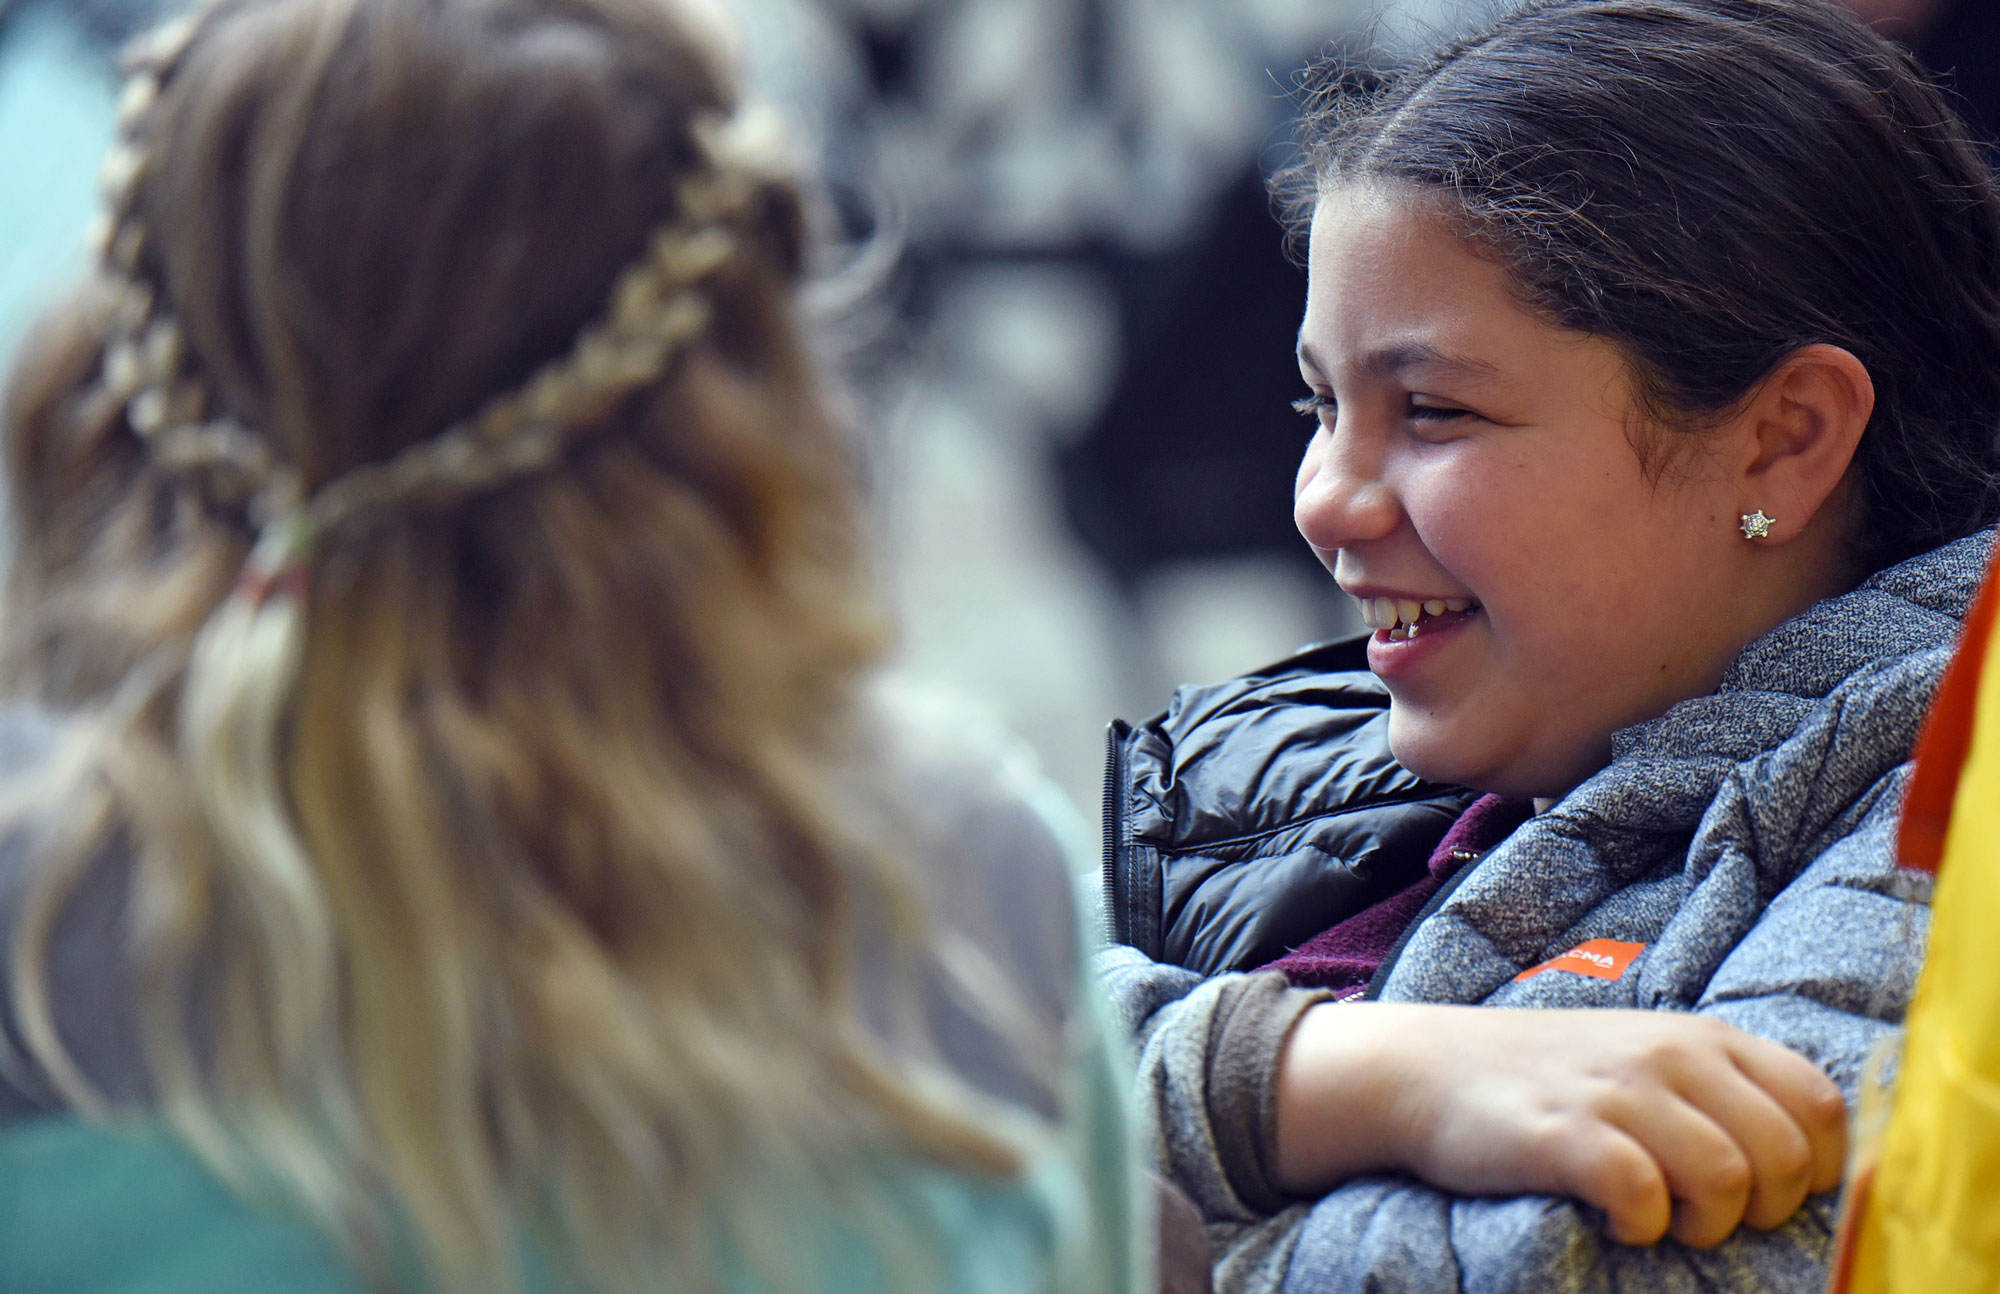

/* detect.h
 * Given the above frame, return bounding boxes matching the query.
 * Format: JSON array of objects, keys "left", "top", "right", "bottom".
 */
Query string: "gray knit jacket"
[{"left": 1098, "top": 532, "right": 1992, "bottom": 1294}]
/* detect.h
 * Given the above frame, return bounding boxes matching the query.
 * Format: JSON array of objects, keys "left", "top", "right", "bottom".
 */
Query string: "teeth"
[{"left": 1357, "top": 593, "right": 1481, "bottom": 634}]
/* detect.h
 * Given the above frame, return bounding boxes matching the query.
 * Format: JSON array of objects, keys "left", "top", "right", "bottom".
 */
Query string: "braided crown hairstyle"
[
  {"left": 1, "top": 0, "right": 1022, "bottom": 1289},
  {"left": 1283, "top": 0, "right": 2000, "bottom": 575}
]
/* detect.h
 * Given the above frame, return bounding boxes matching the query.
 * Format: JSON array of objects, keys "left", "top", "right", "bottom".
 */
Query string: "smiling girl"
[{"left": 1099, "top": 0, "right": 2000, "bottom": 1290}]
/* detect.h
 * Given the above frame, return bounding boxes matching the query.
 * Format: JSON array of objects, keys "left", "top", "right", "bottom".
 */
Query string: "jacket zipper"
[
  {"left": 1360, "top": 850, "right": 1483, "bottom": 1001},
  {"left": 1101, "top": 719, "right": 1130, "bottom": 945}
]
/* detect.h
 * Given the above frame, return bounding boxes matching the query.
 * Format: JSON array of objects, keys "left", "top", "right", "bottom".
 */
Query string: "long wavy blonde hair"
[{"left": 0, "top": 0, "right": 1021, "bottom": 1288}]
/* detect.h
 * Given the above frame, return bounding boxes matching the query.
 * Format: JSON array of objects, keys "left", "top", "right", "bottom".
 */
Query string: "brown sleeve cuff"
[{"left": 1204, "top": 971, "right": 1333, "bottom": 1214}]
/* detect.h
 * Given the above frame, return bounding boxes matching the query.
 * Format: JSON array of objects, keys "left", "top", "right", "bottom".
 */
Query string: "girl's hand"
[{"left": 1272, "top": 1003, "right": 1847, "bottom": 1248}]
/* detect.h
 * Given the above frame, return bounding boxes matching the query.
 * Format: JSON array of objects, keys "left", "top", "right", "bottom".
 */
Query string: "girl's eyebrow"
[{"left": 1297, "top": 338, "right": 1503, "bottom": 383}]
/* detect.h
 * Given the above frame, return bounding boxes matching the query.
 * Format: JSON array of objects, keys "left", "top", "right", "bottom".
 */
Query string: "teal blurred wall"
[{"left": 0, "top": 5, "right": 115, "bottom": 373}]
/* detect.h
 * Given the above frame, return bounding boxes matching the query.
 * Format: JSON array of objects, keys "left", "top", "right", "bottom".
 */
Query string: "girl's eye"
[
  {"left": 1408, "top": 399, "right": 1472, "bottom": 423},
  {"left": 1292, "top": 393, "right": 1335, "bottom": 421}
]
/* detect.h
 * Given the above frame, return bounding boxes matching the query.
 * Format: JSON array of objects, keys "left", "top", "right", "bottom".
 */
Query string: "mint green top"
[{"left": 0, "top": 989, "right": 1140, "bottom": 1294}]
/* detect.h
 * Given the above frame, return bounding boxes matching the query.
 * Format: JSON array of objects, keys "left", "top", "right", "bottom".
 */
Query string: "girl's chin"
[
  {"left": 1385, "top": 713, "right": 1537, "bottom": 798},
  {"left": 1388, "top": 719, "right": 1598, "bottom": 802},
  {"left": 1383, "top": 714, "right": 1480, "bottom": 787}
]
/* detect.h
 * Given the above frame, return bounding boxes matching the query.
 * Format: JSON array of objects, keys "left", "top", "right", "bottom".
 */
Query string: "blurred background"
[{"left": 1, "top": 0, "right": 1994, "bottom": 830}]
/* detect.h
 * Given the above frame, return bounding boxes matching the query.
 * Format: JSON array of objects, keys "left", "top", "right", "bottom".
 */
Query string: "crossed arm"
[{"left": 1098, "top": 818, "right": 1924, "bottom": 1293}]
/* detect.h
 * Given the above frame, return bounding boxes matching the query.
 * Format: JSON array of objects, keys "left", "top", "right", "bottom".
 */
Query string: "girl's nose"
[{"left": 1293, "top": 422, "right": 1400, "bottom": 554}]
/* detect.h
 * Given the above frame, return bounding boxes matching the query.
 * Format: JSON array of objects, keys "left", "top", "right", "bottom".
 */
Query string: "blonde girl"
[{"left": 0, "top": 1, "right": 1141, "bottom": 1290}]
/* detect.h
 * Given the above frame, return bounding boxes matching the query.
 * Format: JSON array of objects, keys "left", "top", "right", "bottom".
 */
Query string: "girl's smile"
[{"left": 1360, "top": 600, "right": 1482, "bottom": 678}]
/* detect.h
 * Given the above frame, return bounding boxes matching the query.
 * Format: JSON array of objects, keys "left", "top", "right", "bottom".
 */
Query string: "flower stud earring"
[{"left": 1740, "top": 509, "right": 1776, "bottom": 540}]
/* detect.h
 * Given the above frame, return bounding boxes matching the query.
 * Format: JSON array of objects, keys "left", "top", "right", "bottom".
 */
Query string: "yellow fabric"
[{"left": 1843, "top": 616, "right": 2000, "bottom": 1290}]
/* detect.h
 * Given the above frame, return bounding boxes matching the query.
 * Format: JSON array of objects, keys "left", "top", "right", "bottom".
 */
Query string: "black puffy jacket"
[{"left": 1101, "top": 635, "right": 1474, "bottom": 977}]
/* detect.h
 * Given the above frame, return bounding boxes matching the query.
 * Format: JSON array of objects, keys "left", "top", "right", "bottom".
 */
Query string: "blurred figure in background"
[
  {"left": 715, "top": 0, "right": 1414, "bottom": 811},
  {"left": 0, "top": 0, "right": 1144, "bottom": 1289}
]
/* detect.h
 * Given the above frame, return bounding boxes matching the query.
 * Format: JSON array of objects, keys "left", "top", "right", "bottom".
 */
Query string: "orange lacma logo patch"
[{"left": 1514, "top": 938, "right": 1647, "bottom": 983}]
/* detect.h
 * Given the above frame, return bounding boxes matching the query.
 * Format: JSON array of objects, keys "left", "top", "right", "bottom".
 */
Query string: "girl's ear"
[{"left": 1734, "top": 343, "right": 1873, "bottom": 542}]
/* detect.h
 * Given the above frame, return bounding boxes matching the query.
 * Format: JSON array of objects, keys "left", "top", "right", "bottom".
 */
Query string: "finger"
[
  {"left": 1725, "top": 1034, "right": 1849, "bottom": 1195},
  {"left": 1669, "top": 1067, "right": 1814, "bottom": 1232},
  {"left": 1605, "top": 1088, "right": 1751, "bottom": 1249},
  {"left": 1550, "top": 1122, "right": 1671, "bottom": 1247}
]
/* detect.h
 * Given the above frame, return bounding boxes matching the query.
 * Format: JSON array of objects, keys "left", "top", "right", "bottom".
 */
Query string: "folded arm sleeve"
[
  {"left": 1278, "top": 801, "right": 1927, "bottom": 1294},
  {"left": 1095, "top": 946, "right": 1331, "bottom": 1294}
]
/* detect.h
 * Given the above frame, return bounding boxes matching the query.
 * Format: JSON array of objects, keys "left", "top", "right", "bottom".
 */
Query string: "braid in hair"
[{"left": 77, "top": 2, "right": 776, "bottom": 1112}]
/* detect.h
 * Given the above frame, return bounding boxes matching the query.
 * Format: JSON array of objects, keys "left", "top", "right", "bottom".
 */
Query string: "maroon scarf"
[{"left": 1262, "top": 794, "right": 1532, "bottom": 998}]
